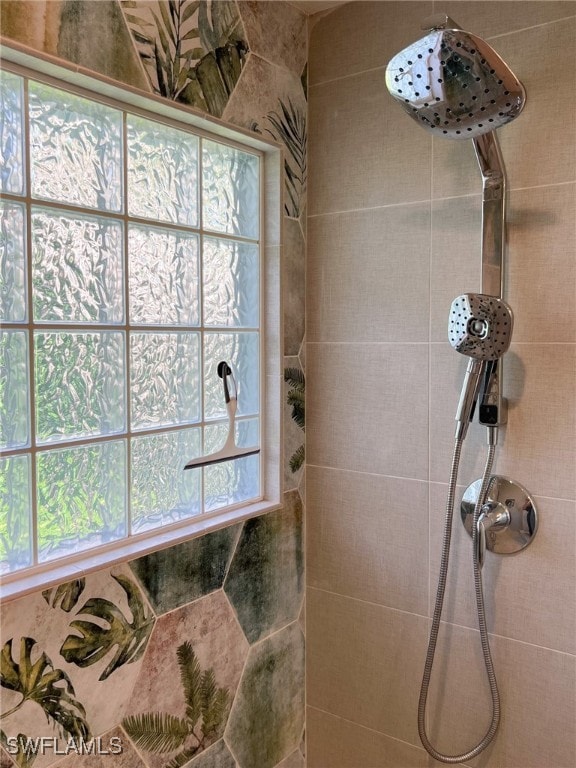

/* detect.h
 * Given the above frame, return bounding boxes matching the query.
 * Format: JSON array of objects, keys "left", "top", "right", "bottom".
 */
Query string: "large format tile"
[
  {"left": 129, "top": 525, "right": 241, "bottom": 615},
  {"left": 224, "top": 494, "right": 304, "bottom": 644},
  {"left": 429, "top": 485, "right": 576, "bottom": 654},
  {"left": 0, "top": 0, "right": 149, "bottom": 91},
  {"left": 307, "top": 465, "right": 429, "bottom": 615},
  {"left": 238, "top": 1, "right": 307, "bottom": 76},
  {"left": 307, "top": 588, "right": 429, "bottom": 747},
  {"left": 307, "top": 342, "right": 429, "bottom": 480},
  {"left": 498, "top": 343, "right": 576, "bottom": 501},
  {"left": 124, "top": 591, "right": 248, "bottom": 768},
  {"left": 429, "top": 343, "right": 576, "bottom": 501},
  {"left": 425, "top": 623, "right": 576, "bottom": 768},
  {"left": 284, "top": 218, "right": 306, "bottom": 356},
  {"left": 430, "top": 195, "right": 483, "bottom": 342},
  {"left": 308, "top": 1, "right": 433, "bottom": 86},
  {"left": 440, "top": 1, "right": 576, "bottom": 40},
  {"left": 309, "top": 70, "right": 431, "bottom": 216},
  {"left": 307, "top": 707, "right": 430, "bottom": 768},
  {"left": 307, "top": 203, "right": 431, "bottom": 343},
  {"left": 507, "top": 184, "right": 576, "bottom": 343},
  {"left": 225, "top": 623, "right": 305, "bottom": 768}
]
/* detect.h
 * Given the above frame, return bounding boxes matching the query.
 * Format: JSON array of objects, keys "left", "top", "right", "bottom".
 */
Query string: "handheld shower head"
[
  {"left": 385, "top": 22, "right": 526, "bottom": 139},
  {"left": 449, "top": 293, "right": 513, "bottom": 439},
  {"left": 449, "top": 293, "right": 513, "bottom": 360}
]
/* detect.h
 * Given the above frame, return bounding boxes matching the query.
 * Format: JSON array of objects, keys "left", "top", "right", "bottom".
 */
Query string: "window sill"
[{"left": 0, "top": 498, "right": 282, "bottom": 603}]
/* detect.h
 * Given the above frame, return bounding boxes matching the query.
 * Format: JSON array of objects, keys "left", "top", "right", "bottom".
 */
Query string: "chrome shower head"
[
  {"left": 449, "top": 293, "right": 513, "bottom": 360},
  {"left": 385, "top": 21, "right": 526, "bottom": 139}
]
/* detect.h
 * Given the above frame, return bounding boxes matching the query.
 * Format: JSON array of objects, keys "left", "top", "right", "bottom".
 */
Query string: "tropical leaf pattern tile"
[
  {"left": 120, "top": 0, "right": 248, "bottom": 115},
  {"left": 0, "top": 2, "right": 307, "bottom": 766}
]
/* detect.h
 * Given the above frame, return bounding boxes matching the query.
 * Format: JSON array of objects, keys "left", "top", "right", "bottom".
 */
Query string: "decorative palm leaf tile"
[
  {"left": 120, "top": 0, "right": 249, "bottom": 116},
  {"left": 49, "top": 727, "right": 147, "bottom": 768},
  {"left": 129, "top": 524, "right": 241, "bottom": 614},
  {"left": 123, "top": 591, "right": 248, "bottom": 768},
  {"left": 225, "top": 622, "right": 305, "bottom": 768},
  {"left": 221, "top": 56, "right": 307, "bottom": 218},
  {"left": 224, "top": 493, "right": 304, "bottom": 644},
  {"left": 0, "top": 565, "right": 153, "bottom": 760},
  {"left": 284, "top": 361, "right": 305, "bottom": 489}
]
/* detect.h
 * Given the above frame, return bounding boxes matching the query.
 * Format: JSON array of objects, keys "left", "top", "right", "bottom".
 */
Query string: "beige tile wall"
[{"left": 306, "top": 2, "right": 576, "bottom": 766}]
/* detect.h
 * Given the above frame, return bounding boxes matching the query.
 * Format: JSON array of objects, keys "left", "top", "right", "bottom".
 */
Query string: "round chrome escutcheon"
[{"left": 461, "top": 475, "right": 538, "bottom": 556}]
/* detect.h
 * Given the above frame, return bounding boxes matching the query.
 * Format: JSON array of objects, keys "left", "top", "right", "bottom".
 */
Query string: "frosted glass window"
[
  {"left": 202, "top": 139, "right": 259, "bottom": 238},
  {"left": 130, "top": 332, "right": 200, "bottom": 430},
  {"left": 34, "top": 331, "right": 126, "bottom": 444},
  {"left": 32, "top": 208, "right": 124, "bottom": 324},
  {"left": 0, "top": 331, "right": 29, "bottom": 450},
  {"left": 36, "top": 441, "right": 127, "bottom": 562},
  {"left": 128, "top": 224, "right": 199, "bottom": 326},
  {"left": 0, "top": 70, "right": 24, "bottom": 196},
  {"left": 29, "top": 81, "right": 122, "bottom": 211},
  {"left": 0, "top": 455, "right": 32, "bottom": 573},
  {"left": 0, "top": 67, "right": 263, "bottom": 579},
  {"left": 127, "top": 115, "right": 198, "bottom": 225},
  {"left": 131, "top": 428, "right": 201, "bottom": 532},
  {"left": 203, "top": 237, "right": 259, "bottom": 327},
  {"left": 1, "top": 201, "right": 27, "bottom": 322}
]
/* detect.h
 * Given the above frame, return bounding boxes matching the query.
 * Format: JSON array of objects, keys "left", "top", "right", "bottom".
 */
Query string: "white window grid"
[{"left": 0, "top": 61, "right": 267, "bottom": 583}]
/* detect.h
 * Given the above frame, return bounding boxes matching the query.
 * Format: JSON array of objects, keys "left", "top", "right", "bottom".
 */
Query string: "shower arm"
[
  {"left": 472, "top": 131, "right": 508, "bottom": 433},
  {"left": 472, "top": 131, "right": 506, "bottom": 299}
]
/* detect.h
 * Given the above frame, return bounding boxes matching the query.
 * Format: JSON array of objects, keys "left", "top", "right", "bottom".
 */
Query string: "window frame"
[{"left": 0, "top": 41, "right": 283, "bottom": 601}]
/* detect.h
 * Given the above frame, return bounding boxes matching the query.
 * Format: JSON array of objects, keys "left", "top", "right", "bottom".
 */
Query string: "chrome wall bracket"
[{"left": 461, "top": 476, "right": 538, "bottom": 567}]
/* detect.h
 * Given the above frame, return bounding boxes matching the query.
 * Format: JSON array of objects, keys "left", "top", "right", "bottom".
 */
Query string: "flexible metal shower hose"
[{"left": 417, "top": 438, "right": 501, "bottom": 763}]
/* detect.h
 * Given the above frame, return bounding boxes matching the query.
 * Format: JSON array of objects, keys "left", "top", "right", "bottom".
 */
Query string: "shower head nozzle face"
[
  {"left": 449, "top": 294, "right": 513, "bottom": 360},
  {"left": 385, "top": 28, "right": 526, "bottom": 139}
]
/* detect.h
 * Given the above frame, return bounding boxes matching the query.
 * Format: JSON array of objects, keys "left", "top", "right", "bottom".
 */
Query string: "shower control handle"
[
  {"left": 461, "top": 476, "right": 538, "bottom": 569},
  {"left": 476, "top": 502, "right": 510, "bottom": 569}
]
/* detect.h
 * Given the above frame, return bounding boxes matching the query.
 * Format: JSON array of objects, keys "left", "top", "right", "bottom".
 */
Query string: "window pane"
[
  {"left": 127, "top": 115, "right": 198, "bottom": 226},
  {"left": 130, "top": 332, "right": 200, "bottom": 430},
  {"left": 29, "top": 81, "right": 122, "bottom": 211},
  {"left": 203, "top": 237, "right": 259, "bottom": 327},
  {"left": 35, "top": 331, "right": 125, "bottom": 444},
  {"left": 1, "top": 201, "right": 27, "bottom": 322},
  {"left": 128, "top": 225, "right": 199, "bottom": 326},
  {"left": 37, "top": 441, "right": 126, "bottom": 562},
  {"left": 0, "top": 330, "right": 29, "bottom": 450},
  {"left": 131, "top": 428, "right": 201, "bottom": 533},
  {"left": 204, "top": 418, "right": 260, "bottom": 511},
  {"left": 204, "top": 332, "right": 259, "bottom": 419},
  {"left": 0, "top": 70, "right": 24, "bottom": 196},
  {"left": 32, "top": 207, "right": 124, "bottom": 324},
  {"left": 202, "top": 139, "right": 259, "bottom": 239},
  {"left": 0, "top": 454, "right": 32, "bottom": 573}
]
